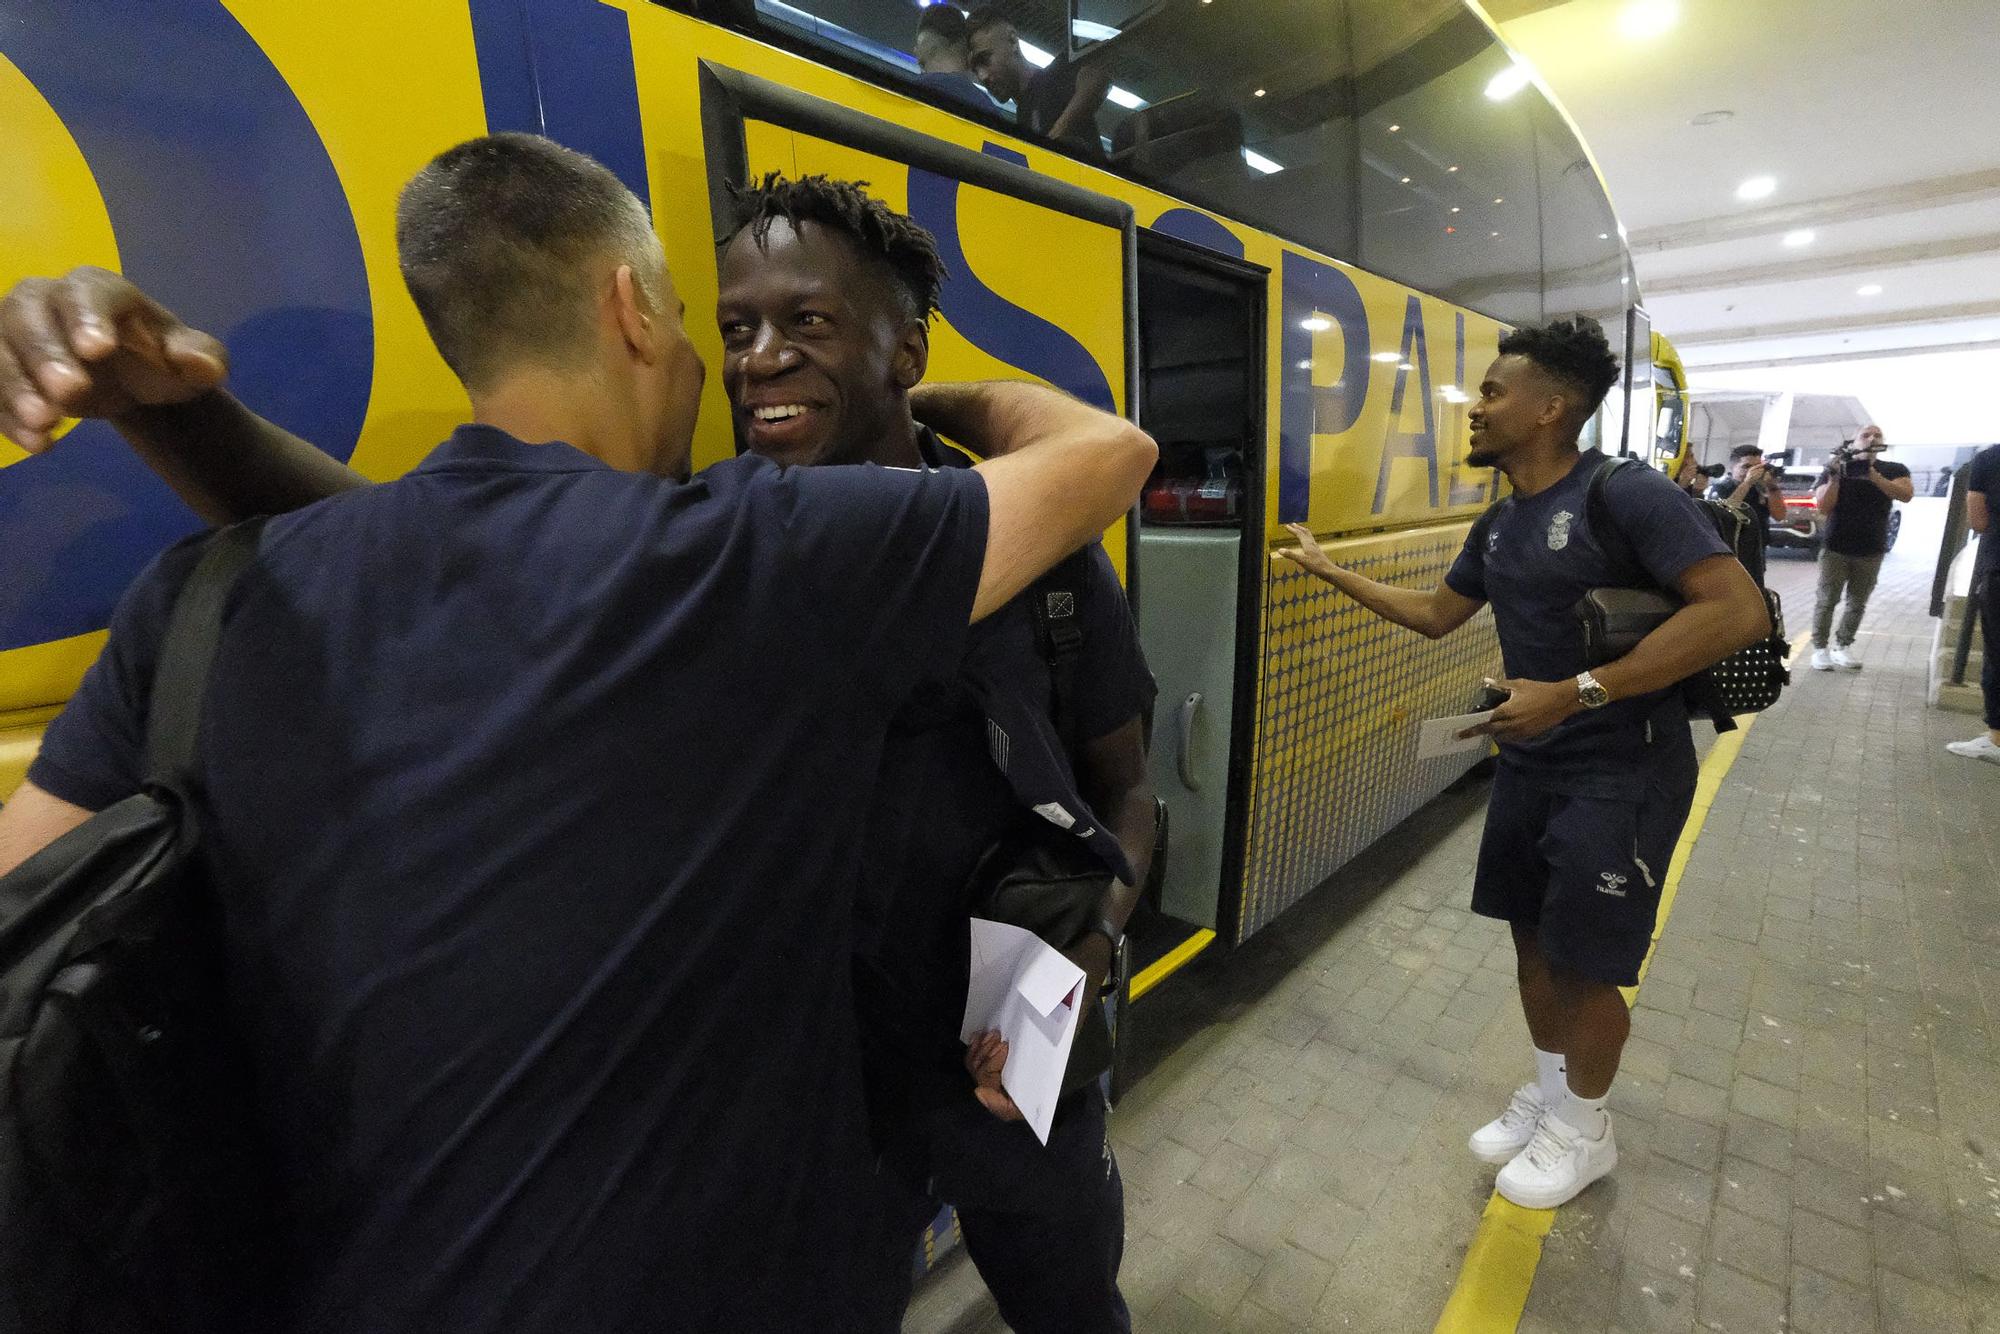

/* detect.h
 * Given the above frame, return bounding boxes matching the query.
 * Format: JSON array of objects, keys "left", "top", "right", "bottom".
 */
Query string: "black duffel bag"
[{"left": 0, "top": 520, "right": 277, "bottom": 1334}]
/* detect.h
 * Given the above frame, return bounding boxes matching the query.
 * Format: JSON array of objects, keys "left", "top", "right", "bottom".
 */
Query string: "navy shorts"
[{"left": 1472, "top": 761, "right": 1697, "bottom": 985}]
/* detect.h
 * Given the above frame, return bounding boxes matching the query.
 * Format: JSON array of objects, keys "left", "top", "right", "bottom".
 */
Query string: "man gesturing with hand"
[{"left": 1279, "top": 319, "right": 1765, "bottom": 1212}]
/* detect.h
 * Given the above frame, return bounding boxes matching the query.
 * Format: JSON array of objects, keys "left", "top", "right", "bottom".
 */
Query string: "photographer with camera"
[
  {"left": 1707, "top": 445, "right": 1788, "bottom": 585},
  {"left": 1810, "top": 424, "right": 1913, "bottom": 671}
]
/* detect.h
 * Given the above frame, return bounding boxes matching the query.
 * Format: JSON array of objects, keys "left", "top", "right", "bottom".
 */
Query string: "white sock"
[
  {"left": 1533, "top": 1047, "right": 1566, "bottom": 1104},
  {"left": 1555, "top": 1081, "right": 1609, "bottom": 1138}
]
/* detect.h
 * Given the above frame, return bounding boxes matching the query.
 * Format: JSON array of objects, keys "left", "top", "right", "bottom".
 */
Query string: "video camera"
[{"left": 1832, "top": 437, "right": 1882, "bottom": 479}]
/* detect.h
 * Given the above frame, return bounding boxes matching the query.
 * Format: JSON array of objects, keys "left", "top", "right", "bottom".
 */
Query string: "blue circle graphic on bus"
[{"left": 0, "top": 0, "right": 373, "bottom": 655}]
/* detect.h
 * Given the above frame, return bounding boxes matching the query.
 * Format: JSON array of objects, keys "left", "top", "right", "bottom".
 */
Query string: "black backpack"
[
  {"left": 1582, "top": 457, "right": 1791, "bottom": 725},
  {"left": 0, "top": 519, "right": 277, "bottom": 1334}
]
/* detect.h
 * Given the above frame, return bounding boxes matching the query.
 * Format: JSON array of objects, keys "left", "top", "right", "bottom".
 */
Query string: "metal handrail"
[{"left": 1931, "top": 468, "right": 1971, "bottom": 618}]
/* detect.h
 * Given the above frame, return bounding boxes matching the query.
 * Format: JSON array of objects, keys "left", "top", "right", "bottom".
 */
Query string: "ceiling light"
[
  {"left": 1490, "top": 231, "right": 1500, "bottom": 237},
  {"left": 1598, "top": 232, "right": 1610, "bottom": 240},
  {"left": 1253, "top": 88, "right": 1267, "bottom": 97},
  {"left": 1398, "top": 362, "right": 1414, "bottom": 371},
  {"left": 1484, "top": 62, "right": 1532, "bottom": 102},
  {"left": 1300, "top": 316, "right": 1332, "bottom": 332},
  {"left": 1371, "top": 352, "right": 1400, "bottom": 363},
  {"left": 1450, "top": 206, "right": 1461, "bottom": 213},
  {"left": 1447, "top": 165, "right": 1460, "bottom": 173},
  {"left": 1388, "top": 124, "right": 1400, "bottom": 132},
  {"left": 1242, "top": 147, "right": 1284, "bottom": 174},
  {"left": 1736, "top": 175, "right": 1776, "bottom": 201},
  {"left": 1620, "top": 276, "right": 1630, "bottom": 284},
  {"left": 1493, "top": 197, "right": 1504, "bottom": 204},
  {"left": 1296, "top": 359, "right": 1313, "bottom": 370},
  {"left": 1105, "top": 85, "right": 1146, "bottom": 110},
  {"left": 1782, "top": 229, "right": 1815, "bottom": 247},
  {"left": 1857, "top": 283, "right": 1883, "bottom": 296},
  {"left": 1070, "top": 19, "right": 1121, "bottom": 40},
  {"left": 1400, "top": 176, "right": 1412, "bottom": 184},
  {"left": 1017, "top": 40, "right": 1055, "bottom": 68},
  {"left": 1618, "top": 0, "right": 1680, "bottom": 39}
]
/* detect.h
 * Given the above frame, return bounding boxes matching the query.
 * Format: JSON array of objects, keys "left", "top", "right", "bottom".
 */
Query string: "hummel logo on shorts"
[{"left": 1595, "top": 871, "right": 1629, "bottom": 897}]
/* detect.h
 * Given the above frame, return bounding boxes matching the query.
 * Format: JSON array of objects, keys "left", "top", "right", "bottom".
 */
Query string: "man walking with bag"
[{"left": 1279, "top": 318, "right": 1767, "bottom": 1209}]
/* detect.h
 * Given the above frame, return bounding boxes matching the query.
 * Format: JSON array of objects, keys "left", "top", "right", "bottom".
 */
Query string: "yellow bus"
[{"left": 0, "top": 0, "right": 1656, "bottom": 1125}]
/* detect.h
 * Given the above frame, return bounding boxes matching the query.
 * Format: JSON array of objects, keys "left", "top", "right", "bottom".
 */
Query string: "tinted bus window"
[
  {"left": 1349, "top": 1, "right": 1541, "bottom": 326},
  {"left": 730, "top": 0, "right": 1359, "bottom": 261}
]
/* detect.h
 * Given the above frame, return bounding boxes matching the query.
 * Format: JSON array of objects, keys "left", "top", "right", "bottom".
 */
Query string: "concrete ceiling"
[{"left": 1488, "top": 0, "right": 2000, "bottom": 372}]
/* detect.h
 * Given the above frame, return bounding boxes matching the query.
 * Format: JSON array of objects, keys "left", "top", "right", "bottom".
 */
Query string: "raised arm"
[
  {"left": 1870, "top": 464, "right": 1915, "bottom": 503},
  {"left": 1277, "top": 522, "right": 1484, "bottom": 639},
  {"left": 912, "top": 381, "right": 1156, "bottom": 623},
  {"left": 0, "top": 268, "right": 366, "bottom": 525}
]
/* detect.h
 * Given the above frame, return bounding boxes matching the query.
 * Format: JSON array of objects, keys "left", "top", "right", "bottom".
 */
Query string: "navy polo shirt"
[
  {"left": 30, "top": 425, "right": 988, "bottom": 1334},
  {"left": 1446, "top": 450, "right": 1729, "bottom": 798},
  {"left": 850, "top": 429, "right": 1153, "bottom": 1130}
]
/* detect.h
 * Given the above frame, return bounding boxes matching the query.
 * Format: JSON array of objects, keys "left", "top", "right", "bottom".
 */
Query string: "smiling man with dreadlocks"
[{"left": 714, "top": 173, "right": 1154, "bottom": 1332}]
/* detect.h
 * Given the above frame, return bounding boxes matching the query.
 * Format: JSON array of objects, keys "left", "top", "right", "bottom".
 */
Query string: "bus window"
[
  {"left": 727, "top": 0, "right": 1360, "bottom": 261},
  {"left": 1350, "top": 1, "right": 1542, "bottom": 326}
]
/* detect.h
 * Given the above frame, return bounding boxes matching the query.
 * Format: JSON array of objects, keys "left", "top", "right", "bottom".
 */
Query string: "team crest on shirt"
[
  {"left": 1547, "top": 509, "right": 1575, "bottom": 551},
  {"left": 1596, "top": 871, "right": 1629, "bottom": 897}
]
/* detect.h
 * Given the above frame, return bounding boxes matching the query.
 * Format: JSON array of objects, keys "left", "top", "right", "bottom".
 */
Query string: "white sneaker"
[
  {"left": 1469, "top": 1083, "right": 1548, "bottom": 1164},
  {"left": 1946, "top": 735, "right": 2000, "bottom": 765},
  {"left": 1829, "top": 645, "right": 1861, "bottom": 670},
  {"left": 1495, "top": 1110, "right": 1618, "bottom": 1209},
  {"left": 1810, "top": 647, "right": 1836, "bottom": 671}
]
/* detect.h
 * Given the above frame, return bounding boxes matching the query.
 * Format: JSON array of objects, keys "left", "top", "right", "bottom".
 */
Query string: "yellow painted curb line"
[
  {"left": 1434, "top": 632, "right": 1801, "bottom": 1333},
  {"left": 1128, "top": 928, "right": 1216, "bottom": 1001}
]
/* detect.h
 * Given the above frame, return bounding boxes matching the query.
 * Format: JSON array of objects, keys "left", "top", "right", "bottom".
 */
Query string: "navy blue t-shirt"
[
  {"left": 852, "top": 430, "right": 1153, "bottom": 1128},
  {"left": 29, "top": 425, "right": 988, "bottom": 1334},
  {"left": 1966, "top": 444, "right": 2000, "bottom": 577},
  {"left": 1445, "top": 451, "right": 1729, "bottom": 798}
]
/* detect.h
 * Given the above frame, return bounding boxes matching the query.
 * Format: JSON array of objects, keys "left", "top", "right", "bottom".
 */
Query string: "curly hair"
[
  {"left": 722, "top": 173, "right": 948, "bottom": 325},
  {"left": 1497, "top": 317, "right": 1621, "bottom": 420}
]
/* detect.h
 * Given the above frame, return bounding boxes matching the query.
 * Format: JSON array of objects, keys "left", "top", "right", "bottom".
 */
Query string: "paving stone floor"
[{"left": 909, "top": 499, "right": 1999, "bottom": 1333}]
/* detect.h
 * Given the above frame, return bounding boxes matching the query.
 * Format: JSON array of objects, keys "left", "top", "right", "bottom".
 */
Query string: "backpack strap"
[
  {"left": 144, "top": 518, "right": 269, "bottom": 791},
  {"left": 1027, "top": 551, "right": 1089, "bottom": 761},
  {"left": 1583, "top": 455, "right": 1648, "bottom": 586}
]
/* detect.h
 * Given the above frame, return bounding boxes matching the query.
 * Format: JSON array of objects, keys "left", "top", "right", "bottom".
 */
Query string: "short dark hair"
[
  {"left": 917, "top": 4, "right": 969, "bottom": 44},
  {"left": 396, "top": 133, "right": 659, "bottom": 391},
  {"left": 722, "top": 173, "right": 947, "bottom": 325},
  {"left": 1496, "top": 317, "right": 1621, "bottom": 422},
  {"left": 964, "top": 5, "right": 1015, "bottom": 43},
  {"left": 1729, "top": 444, "right": 1764, "bottom": 461}
]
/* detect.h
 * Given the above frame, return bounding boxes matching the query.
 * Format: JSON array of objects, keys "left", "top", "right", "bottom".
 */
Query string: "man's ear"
[
  {"left": 1538, "top": 391, "right": 1571, "bottom": 430},
  {"left": 892, "top": 320, "right": 929, "bottom": 392},
  {"left": 612, "top": 264, "right": 655, "bottom": 364}
]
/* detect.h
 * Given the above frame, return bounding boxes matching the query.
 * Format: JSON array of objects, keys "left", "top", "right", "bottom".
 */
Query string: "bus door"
[
  {"left": 1130, "top": 232, "right": 1266, "bottom": 954},
  {"left": 694, "top": 65, "right": 1137, "bottom": 564}
]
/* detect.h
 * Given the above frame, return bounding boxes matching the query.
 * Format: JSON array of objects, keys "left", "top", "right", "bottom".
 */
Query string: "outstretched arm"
[
  {"left": 0, "top": 268, "right": 366, "bottom": 525},
  {"left": 1277, "top": 523, "right": 1483, "bottom": 639}
]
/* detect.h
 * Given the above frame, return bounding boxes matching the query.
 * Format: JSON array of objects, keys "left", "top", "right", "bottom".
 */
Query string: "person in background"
[
  {"left": 1946, "top": 443, "right": 2000, "bottom": 765},
  {"left": 0, "top": 137, "right": 1156, "bottom": 1332},
  {"left": 1810, "top": 424, "right": 1913, "bottom": 672},
  {"left": 1673, "top": 451, "right": 1707, "bottom": 497},
  {"left": 965, "top": 6, "right": 1112, "bottom": 152},
  {"left": 1277, "top": 319, "right": 1767, "bottom": 1212},
  {"left": 912, "top": 5, "right": 994, "bottom": 114},
  {"left": 1708, "top": 444, "right": 1787, "bottom": 585}
]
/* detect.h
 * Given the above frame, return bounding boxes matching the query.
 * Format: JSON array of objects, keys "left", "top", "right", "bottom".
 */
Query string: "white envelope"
[
  {"left": 1416, "top": 708, "right": 1496, "bottom": 760},
  {"left": 961, "top": 918, "right": 1087, "bottom": 1145}
]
